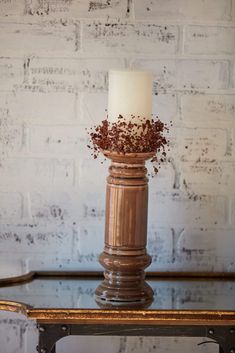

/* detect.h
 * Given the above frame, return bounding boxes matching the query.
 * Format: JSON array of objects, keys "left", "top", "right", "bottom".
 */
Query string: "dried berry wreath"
[{"left": 87, "top": 115, "right": 171, "bottom": 175}]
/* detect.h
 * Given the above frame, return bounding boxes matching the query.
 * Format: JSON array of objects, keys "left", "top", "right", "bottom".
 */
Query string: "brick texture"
[
  {"left": 133, "top": 59, "right": 229, "bottom": 92},
  {"left": 184, "top": 26, "right": 235, "bottom": 55},
  {"left": 25, "top": 0, "right": 127, "bottom": 18},
  {"left": 0, "top": 0, "right": 25, "bottom": 17},
  {"left": 0, "top": 21, "right": 80, "bottom": 57},
  {"left": 134, "top": 0, "right": 231, "bottom": 21},
  {"left": 0, "top": 0, "right": 234, "bottom": 352},
  {"left": 0, "top": 58, "right": 24, "bottom": 90},
  {"left": 0, "top": 91, "right": 79, "bottom": 124},
  {"left": 181, "top": 94, "right": 235, "bottom": 125},
  {"left": 83, "top": 21, "right": 179, "bottom": 56}
]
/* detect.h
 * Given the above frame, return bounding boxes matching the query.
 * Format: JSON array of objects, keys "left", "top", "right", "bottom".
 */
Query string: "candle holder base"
[
  {"left": 95, "top": 280, "right": 153, "bottom": 308},
  {"left": 95, "top": 246, "right": 153, "bottom": 307}
]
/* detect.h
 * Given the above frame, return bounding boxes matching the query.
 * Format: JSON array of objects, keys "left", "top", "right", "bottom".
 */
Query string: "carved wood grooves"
[{"left": 96, "top": 152, "right": 155, "bottom": 307}]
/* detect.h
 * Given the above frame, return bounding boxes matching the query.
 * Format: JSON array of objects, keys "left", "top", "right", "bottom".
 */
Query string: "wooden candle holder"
[{"left": 95, "top": 151, "right": 154, "bottom": 306}]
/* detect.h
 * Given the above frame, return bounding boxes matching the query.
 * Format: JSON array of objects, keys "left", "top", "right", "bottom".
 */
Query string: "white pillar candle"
[{"left": 108, "top": 70, "right": 152, "bottom": 125}]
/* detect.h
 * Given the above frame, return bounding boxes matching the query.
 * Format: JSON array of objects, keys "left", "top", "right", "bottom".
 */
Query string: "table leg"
[
  {"left": 219, "top": 346, "right": 224, "bottom": 353},
  {"left": 37, "top": 324, "right": 69, "bottom": 353},
  {"left": 217, "top": 340, "right": 235, "bottom": 353},
  {"left": 206, "top": 326, "right": 235, "bottom": 353}
]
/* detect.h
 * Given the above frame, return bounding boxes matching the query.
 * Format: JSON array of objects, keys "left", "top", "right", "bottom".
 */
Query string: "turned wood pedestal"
[{"left": 95, "top": 151, "right": 155, "bottom": 306}]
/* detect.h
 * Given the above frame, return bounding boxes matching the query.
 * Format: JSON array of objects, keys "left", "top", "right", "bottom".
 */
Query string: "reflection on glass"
[{"left": 0, "top": 277, "right": 235, "bottom": 310}]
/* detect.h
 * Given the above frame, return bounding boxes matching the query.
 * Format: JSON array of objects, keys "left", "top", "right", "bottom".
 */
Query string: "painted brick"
[
  {"left": 78, "top": 158, "right": 107, "bottom": 190},
  {"left": 231, "top": 197, "right": 235, "bottom": 226},
  {"left": 185, "top": 26, "right": 235, "bottom": 55},
  {"left": 0, "top": 224, "right": 74, "bottom": 254},
  {"left": 0, "top": 0, "right": 25, "bottom": 16},
  {"left": 26, "top": 255, "right": 90, "bottom": 271},
  {"left": 0, "top": 21, "right": 79, "bottom": 57},
  {"left": 134, "top": 0, "right": 231, "bottom": 21},
  {"left": 74, "top": 186, "right": 106, "bottom": 230},
  {"left": 149, "top": 192, "right": 227, "bottom": 226},
  {"left": 180, "top": 161, "right": 235, "bottom": 196},
  {"left": 2, "top": 91, "right": 78, "bottom": 124},
  {"left": 57, "top": 336, "right": 215, "bottom": 353},
  {"left": 30, "top": 192, "right": 82, "bottom": 226},
  {"left": 24, "top": 320, "right": 38, "bottom": 353},
  {"left": 134, "top": 59, "right": 229, "bottom": 92},
  {"left": 25, "top": 0, "right": 127, "bottom": 18},
  {"left": 0, "top": 158, "right": 74, "bottom": 192},
  {"left": 176, "top": 229, "right": 235, "bottom": 271},
  {"left": 0, "top": 192, "right": 22, "bottom": 223},
  {"left": 81, "top": 92, "right": 177, "bottom": 125},
  {"left": 233, "top": 129, "right": 235, "bottom": 157},
  {"left": 147, "top": 227, "right": 174, "bottom": 270},
  {"left": 53, "top": 159, "right": 75, "bottom": 190},
  {"left": 81, "top": 92, "right": 108, "bottom": 124},
  {"left": 80, "top": 191, "right": 105, "bottom": 222},
  {"left": 153, "top": 93, "right": 177, "bottom": 123},
  {"left": 125, "top": 337, "right": 215, "bottom": 353},
  {"left": 148, "top": 162, "right": 175, "bottom": 191},
  {"left": 29, "top": 125, "right": 89, "bottom": 157},
  {"left": 0, "top": 314, "right": 26, "bottom": 353},
  {"left": 170, "top": 127, "right": 227, "bottom": 162},
  {"left": 58, "top": 336, "right": 129, "bottom": 353},
  {"left": 176, "top": 60, "right": 229, "bottom": 90},
  {"left": 181, "top": 94, "right": 235, "bottom": 125},
  {"left": 0, "top": 124, "right": 22, "bottom": 158},
  {"left": 0, "top": 258, "right": 26, "bottom": 279},
  {"left": 0, "top": 58, "right": 24, "bottom": 90},
  {"left": 27, "top": 57, "right": 124, "bottom": 93},
  {"left": 83, "top": 21, "right": 178, "bottom": 56},
  {"left": 0, "top": 1, "right": 235, "bottom": 352},
  {"left": 232, "top": 61, "right": 235, "bottom": 88},
  {"left": 0, "top": 158, "right": 52, "bottom": 191},
  {"left": 132, "top": 59, "right": 176, "bottom": 93},
  {"left": 73, "top": 225, "right": 103, "bottom": 265},
  {"left": 232, "top": 0, "right": 235, "bottom": 20}
]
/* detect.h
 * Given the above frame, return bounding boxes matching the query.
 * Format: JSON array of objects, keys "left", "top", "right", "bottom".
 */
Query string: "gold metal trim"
[
  {"left": 29, "top": 309, "right": 235, "bottom": 325},
  {"left": 0, "top": 300, "right": 31, "bottom": 316},
  {"left": 1, "top": 299, "right": 235, "bottom": 325}
]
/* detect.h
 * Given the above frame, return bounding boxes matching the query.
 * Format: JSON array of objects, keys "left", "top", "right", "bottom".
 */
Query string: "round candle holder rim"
[
  {"left": 109, "top": 69, "right": 152, "bottom": 75},
  {"left": 102, "top": 150, "right": 156, "bottom": 163}
]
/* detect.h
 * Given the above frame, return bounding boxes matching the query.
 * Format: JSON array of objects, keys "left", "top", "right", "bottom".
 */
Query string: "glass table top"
[{"left": 0, "top": 274, "right": 235, "bottom": 311}]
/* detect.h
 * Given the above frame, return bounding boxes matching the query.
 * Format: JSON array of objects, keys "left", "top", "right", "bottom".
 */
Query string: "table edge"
[
  {"left": 1, "top": 300, "right": 235, "bottom": 325},
  {"left": 1, "top": 270, "right": 235, "bottom": 286}
]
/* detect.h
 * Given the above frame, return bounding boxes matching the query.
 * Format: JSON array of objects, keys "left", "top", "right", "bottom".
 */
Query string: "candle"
[{"left": 108, "top": 70, "right": 152, "bottom": 125}]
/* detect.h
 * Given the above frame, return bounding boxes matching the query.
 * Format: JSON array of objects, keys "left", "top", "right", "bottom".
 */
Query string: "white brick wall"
[
  {"left": 134, "top": 0, "right": 231, "bottom": 21},
  {"left": 0, "top": 21, "right": 80, "bottom": 57},
  {"left": 82, "top": 21, "right": 179, "bottom": 56},
  {"left": 184, "top": 26, "right": 235, "bottom": 55},
  {"left": 0, "top": 0, "right": 235, "bottom": 352},
  {"left": 180, "top": 94, "right": 235, "bottom": 124},
  {"left": 0, "top": 58, "right": 24, "bottom": 89}
]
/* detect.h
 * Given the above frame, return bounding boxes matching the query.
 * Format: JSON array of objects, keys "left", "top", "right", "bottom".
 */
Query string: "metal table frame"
[{"left": 37, "top": 323, "right": 235, "bottom": 353}]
